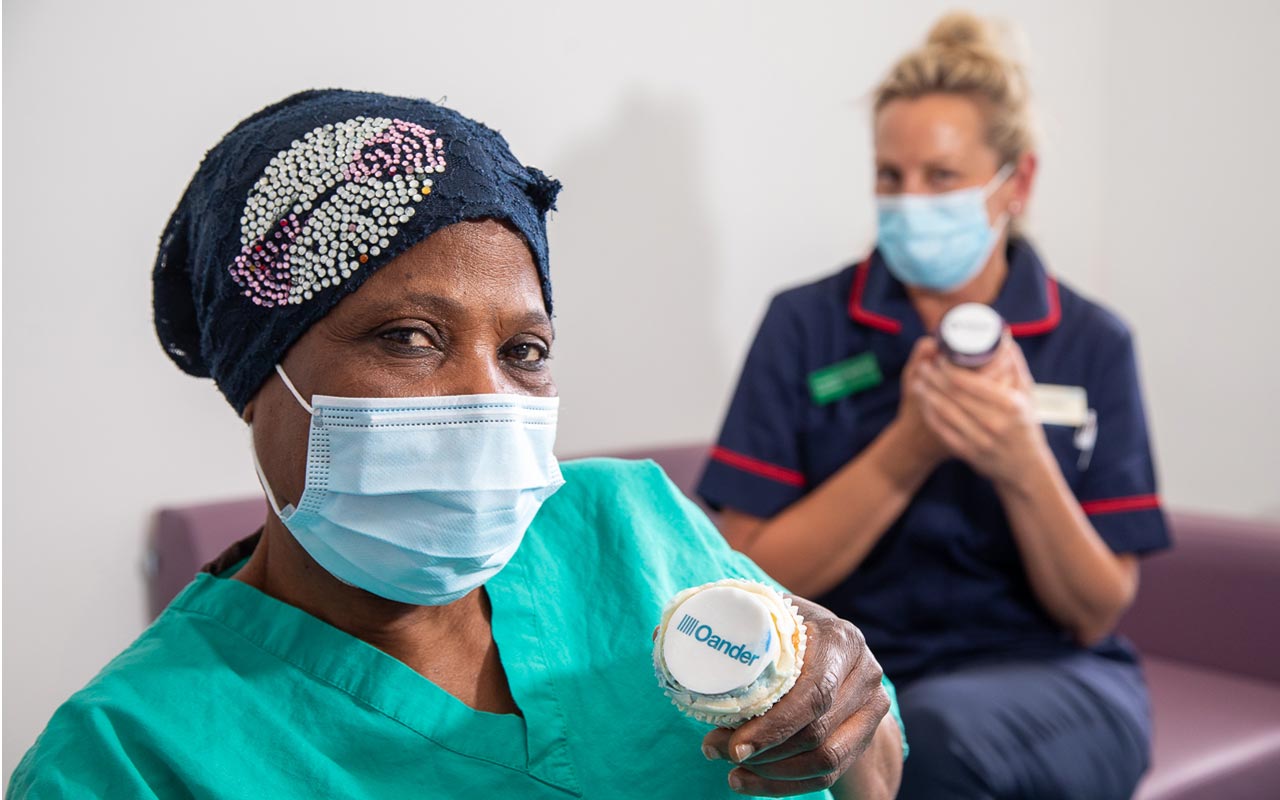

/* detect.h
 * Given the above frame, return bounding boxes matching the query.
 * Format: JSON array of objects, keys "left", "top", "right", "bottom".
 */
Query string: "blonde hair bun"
[
  {"left": 926, "top": 10, "right": 1000, "bottom": 52},
  {"left": 874, "top": 9, "right": 1036, "bottom": 166}
]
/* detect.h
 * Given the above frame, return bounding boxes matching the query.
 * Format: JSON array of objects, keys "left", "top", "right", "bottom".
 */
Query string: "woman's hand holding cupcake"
[{"left": 700, "top": 597, "right": 895, "bottom": 797}]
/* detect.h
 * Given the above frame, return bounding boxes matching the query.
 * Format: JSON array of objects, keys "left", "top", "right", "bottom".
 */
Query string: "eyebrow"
[
  {"left": 365, "top": 292, "right": 553, "bottom": 331},
  {"left": 875, "top": 157, "right": 963, "bottom": 170}
]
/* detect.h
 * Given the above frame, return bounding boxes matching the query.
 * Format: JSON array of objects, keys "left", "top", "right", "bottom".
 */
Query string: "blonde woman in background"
[{"left": 699, "top": 12, "right": 1167, "bottom": 799}]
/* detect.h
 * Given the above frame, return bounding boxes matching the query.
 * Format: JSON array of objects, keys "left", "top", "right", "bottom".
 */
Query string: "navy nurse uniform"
[{"left": 699, "top": 239, "right": 1170, "bottom": 799}]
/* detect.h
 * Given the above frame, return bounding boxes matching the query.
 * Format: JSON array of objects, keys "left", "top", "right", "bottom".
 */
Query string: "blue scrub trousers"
[{"left": 895, "top": 653, "right": 1151, "bottom": 800}]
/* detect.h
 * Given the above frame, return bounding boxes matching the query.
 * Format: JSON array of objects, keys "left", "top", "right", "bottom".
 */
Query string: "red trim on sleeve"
[
  {"left": 1008, "top": 277, "right": 1062, "bottom": 337},
  {"left": 1080, "top": 494, "right": 1161, "bottom": 516},
  {"left": 710, "top": 446, "right": 806, "bottom": 487},
  {"left": 847, "top": 258, "right": 903, "bottom": 334}
]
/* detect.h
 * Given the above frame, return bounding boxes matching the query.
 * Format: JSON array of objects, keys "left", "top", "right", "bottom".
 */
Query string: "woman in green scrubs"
[{"left": 10, "top": 90, "right": 903, "bottom": 799}]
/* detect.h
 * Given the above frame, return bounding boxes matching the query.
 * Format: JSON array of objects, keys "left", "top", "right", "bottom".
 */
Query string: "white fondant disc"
[{"left": 662, "top": 586, "right": 780, "bottom": 695}]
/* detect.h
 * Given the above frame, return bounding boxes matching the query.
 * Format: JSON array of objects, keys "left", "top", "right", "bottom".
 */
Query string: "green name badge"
[{"left": 807, "top": 352, "right": 883, "bottom": 405}]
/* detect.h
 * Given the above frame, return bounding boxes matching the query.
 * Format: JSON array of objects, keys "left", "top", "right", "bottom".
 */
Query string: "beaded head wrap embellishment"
[
  {"left": 231, "top": 117, "right": 448, "bottom": 307},
  {"left": 152, "top": 89, "right": 561, "bottom": 414}
]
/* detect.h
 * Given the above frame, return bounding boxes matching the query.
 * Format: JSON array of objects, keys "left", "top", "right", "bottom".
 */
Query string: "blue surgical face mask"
[
  {"left": 876, "top": 165, "right": 1014, "bottom": 292},
  {"left": 252, "top": 365, "right": 564, "bottom": 606}
]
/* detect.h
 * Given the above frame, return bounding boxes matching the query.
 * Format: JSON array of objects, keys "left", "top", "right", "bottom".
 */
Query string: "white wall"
[
  {"left": 1100, "top": 0, "right": 1280, "bottom": 518},
  {"left": 4, "top": 0, "right": 1276, "bottom": 782}
]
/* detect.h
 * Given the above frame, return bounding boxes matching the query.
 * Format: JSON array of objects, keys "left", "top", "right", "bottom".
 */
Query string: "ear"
[{"left": 1010, "top": 151, "right": 1038, "bottom": 216}]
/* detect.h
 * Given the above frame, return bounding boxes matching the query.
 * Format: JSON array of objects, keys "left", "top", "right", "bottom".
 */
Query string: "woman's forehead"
[
  {"left": 336, "top": 221, "right": 548, "bottom": 318},
  {"left": 875, "top": 94, "right": 990, "bottom": 162}
]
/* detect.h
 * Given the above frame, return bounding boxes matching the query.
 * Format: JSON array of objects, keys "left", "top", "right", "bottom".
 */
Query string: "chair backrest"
[
  {"left": 1116, "top": 510, "right": 1280, "bottom": 684},
  {"left": 579, "top": 442, "right": 713, "bottom": 514},
  {"left": 145, "top": 498, "right": 267, "bottom": 619}
]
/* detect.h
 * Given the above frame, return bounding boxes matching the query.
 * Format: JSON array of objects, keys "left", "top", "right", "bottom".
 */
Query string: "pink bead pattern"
[{"left": 229, "top": 117, "right": 447, "bottom": 307}]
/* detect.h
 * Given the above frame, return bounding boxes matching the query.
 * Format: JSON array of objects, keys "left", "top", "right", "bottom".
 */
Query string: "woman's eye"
[
  {"left": 875, "top": 167, "right": 900, "bottom": 188},
  {"left": 380, "top": 328, "right": 435, "bottom": 349},
  {"left": 506, "top": 342, "right": 549, "bottom": 366},
  {"left": 929, "top": 169, "right": 959, "bottom": 187}
]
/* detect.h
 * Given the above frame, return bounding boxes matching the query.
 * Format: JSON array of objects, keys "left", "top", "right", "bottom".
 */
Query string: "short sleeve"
[
  {"left": 698, "top": 296, "right": 810, "bottom": 518},
  {"left": 1076, "top": 327, "right": 1171, "bottom": 555}
]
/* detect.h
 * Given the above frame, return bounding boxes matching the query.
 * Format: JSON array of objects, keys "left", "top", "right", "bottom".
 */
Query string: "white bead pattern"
[{"left": 229, "top": 117, "right": 446, "bottom": 307}]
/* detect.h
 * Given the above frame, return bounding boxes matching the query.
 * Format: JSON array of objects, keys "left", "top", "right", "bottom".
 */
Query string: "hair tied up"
[
  {"left": 874, "top": 10, "right": 1037, "bottom": 170},
  {"left": 927, "top": 10, "right": 999, "bottom": 50}
]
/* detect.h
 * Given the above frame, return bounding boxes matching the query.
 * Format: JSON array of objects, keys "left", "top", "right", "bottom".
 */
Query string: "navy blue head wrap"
[{"left": 153, "top": 89, "right": 561, "bottom": 413}]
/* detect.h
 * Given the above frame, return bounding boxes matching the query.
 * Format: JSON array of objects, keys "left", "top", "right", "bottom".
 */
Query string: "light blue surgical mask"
[
  {"left": 876, "top": 165, "right": 1014, "bottom": 292},
  {"left": 252, "top": 365, "right": 564, "bottom": 606}
]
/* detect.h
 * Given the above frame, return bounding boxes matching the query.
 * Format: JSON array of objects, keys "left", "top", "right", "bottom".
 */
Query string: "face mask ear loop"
[
  {"left": 984, "top": 165, "right": 1017, "bottom": 235},
  {"left": 248, "top": 425, "right": 287, "bottom": 520},
  {"left": 275, "top": 364, "right": 314, "bottom": 415},
  {"left": 985, "top": 163, "right": 1016, "bottom": 197}
]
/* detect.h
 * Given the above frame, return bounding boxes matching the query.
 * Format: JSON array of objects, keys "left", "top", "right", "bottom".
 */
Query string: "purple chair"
[
  {"left": 1115, "top": 512, "right": 1280, "bottom": 800},
  {"left": 146, "top": 443, "right": 1280, "bottom": 798},
  {"left": 145, "top": 497, "right": 267, "bottom": 620}
]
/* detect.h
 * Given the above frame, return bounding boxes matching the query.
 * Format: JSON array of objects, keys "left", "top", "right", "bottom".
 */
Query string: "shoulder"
[
  {"left": 9, "top": 616, "right": 219, "bottom": 796},
  {"left": 546, "top": 458, "right": 703, "bottom": 535},
  {"left": 530, "top": 457, "right": 763, "bottom": 584},
  {"left": 740, "top": 263, "right": 863, "bottom": 375},
  {"left": 552, "top": 457, "right": 680, "bottom": 504},
  {"left": 763, "top": 263, "right": 858, "bottom": 324},
  {"left": 1053, "top": 276, "right": 1135, "bottom": 349}
]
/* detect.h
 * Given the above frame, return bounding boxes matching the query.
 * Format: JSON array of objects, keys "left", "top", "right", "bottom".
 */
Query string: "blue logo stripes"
[{"left": 677, "top": 614, "right": 700, "bottom": 635}]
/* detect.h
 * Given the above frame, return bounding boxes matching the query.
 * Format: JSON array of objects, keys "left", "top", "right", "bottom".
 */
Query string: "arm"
[
  {"left": 832, "top": 714, "right": 903, "bottom": 800},
  {"left": 720, "top": 338, "right": 948, "bottom": 597},
  {"left": 995, "top": 451, "right": 1139, "bottom": 645},
  {"left": 915, "top": 335, "right": 1138, "bottom": 644},
  {"left": 993, "top": 450, "right": 1136, "bottom": 642}
]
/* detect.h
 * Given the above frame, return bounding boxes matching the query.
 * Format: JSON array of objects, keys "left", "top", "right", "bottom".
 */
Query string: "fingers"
[
  {"left": 723, "top": 604, "right": 851, "bottom": 760},
  {"left": 698, "top": 598, "right": 890, "bottom": 795},
  {"left": 919, "top": 391, "right": 983, "bottom": 458},
  {"left": 733, "top": 651, "right": 885, "bottom": 766},
  {"left": 1003, "top": 332, "right": 1037, "bottom": 390},
  {"left": 917, "top": 356, "right": 1032, "bottom": 445},
  {"left": 916, "top": 365, "right": 993, "bottom": 445},
  {"left": 922, "top": 356, "right": 1020, "bottom": 417},
  {"left": 911, "top": 334, "right": 940, "bottom": 361},
  {"left": 903, "top": 335, "right": 939, "bottom": 381},
  {"left": 714, "top": 685, "right": 892, "bottom": 796}
]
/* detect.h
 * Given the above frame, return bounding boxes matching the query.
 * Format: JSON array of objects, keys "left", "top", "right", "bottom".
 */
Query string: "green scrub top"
[{"left": 11, "top": 459, "right": 902, "bottom": 799}]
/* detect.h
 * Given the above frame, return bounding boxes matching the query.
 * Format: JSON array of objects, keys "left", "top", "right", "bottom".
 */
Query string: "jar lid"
[{"left": 939, "top": 303, "right": 1003, "bottom": 364}]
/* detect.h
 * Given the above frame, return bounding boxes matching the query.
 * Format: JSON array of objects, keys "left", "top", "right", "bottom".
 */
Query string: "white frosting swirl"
[{"left": 653, "top": 579, "right": 807, "bottom": 728}]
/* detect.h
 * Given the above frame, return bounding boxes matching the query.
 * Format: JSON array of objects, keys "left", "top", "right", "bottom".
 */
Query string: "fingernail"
[
  {"left": 702, "top": 744, "right": 721, "bottom": 761},
  {"left": 732, "top": 743, "right": 754, "bottom": 762},
  {"left": 728, "top": 772, "right": 745, "bottom": 792}
]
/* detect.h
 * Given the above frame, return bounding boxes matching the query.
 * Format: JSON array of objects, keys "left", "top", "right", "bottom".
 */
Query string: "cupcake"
[{"left": 653, "top": 579, "right": 807, "bottom": 728}]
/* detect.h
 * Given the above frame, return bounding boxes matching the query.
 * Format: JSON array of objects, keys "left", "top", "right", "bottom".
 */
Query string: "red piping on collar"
[
  {"left": 710, "top": 446, "right": 806, "bottom": 488},
  {"left": 847, "top": 257, "right": 1063, "bottom": 338},
  {"left": 1008, "top": 276, "right": 1062, "bottom": 338},
  {"left": 847, "top": 258, "right": 902, "bottom": 334}
]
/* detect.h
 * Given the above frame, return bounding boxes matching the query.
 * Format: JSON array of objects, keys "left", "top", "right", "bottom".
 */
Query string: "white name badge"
[{"left": 1032, "top": 384, "right": 1089, "bottom": 427}]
